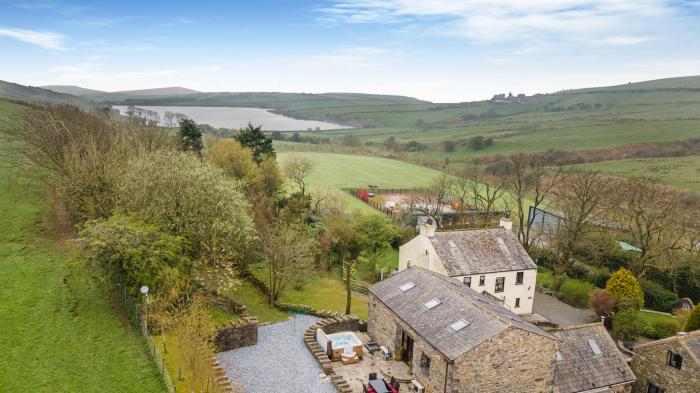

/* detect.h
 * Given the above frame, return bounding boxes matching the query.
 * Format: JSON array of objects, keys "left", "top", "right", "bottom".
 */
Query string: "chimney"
[
  {"left": 499, "top": 217, "right": 513, "bottom": 231},
  {"left": 419, "top": 217, "right": 436, "bottom": 237}
]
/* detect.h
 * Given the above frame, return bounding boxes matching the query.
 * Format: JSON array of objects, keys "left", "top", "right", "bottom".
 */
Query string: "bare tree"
[
  {"left": 283, "top": 155, "right": 315, "bottom": 197},
  {"left": 257, "top": 220, "right": 316, "bottom": 305},
  {"left": 611, "top": 177, "right": 690, "bottom": 277},
  {"left": 551, "top": 171, "right": 612, "bottom": 274},
  {"left": 409, "top": 174, "right": 454, "bottom": 227},
  {"left": 505, "top": 154, "right": 562, "bottom": 251},
  {"left": 457, "top": 165, "right": 508, "bottom": 213}
]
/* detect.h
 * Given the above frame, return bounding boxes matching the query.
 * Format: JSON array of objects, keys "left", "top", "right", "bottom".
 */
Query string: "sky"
[{"left": 1, "top": 0, "right": 700, "bottom": 102}]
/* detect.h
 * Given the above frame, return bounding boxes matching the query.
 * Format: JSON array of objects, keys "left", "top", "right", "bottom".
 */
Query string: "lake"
[{"left": 112, "top": 105, "right": 349, "bottom": 131}]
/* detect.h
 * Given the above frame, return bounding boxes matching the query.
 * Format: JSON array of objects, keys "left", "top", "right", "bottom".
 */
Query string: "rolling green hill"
[{"left": 0, "top": 80, "right": 92, "bottom": 107}]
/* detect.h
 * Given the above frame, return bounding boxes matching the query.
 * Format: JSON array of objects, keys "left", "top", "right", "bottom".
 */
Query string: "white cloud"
[
  {"left": 317, "top": 0, "right": 675, "bottom": 47},
  {"left": 0, "top": 26, "right": 66, "bottom": 50}
]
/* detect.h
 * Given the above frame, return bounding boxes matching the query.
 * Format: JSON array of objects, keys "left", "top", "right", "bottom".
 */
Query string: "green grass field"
[
  {"left": 0, "top": 100, "right": 165, "bottom": 392},
  {"left": 568, "top": 156, "right": 700, "bottom": 190},
  {"left": 277, "top": 151, "right": 445, "bottom": 213}
]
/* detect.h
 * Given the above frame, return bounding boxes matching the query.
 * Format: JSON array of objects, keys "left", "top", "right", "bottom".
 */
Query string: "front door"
[{"left": 401, "top": 330, "right": 414, "bottom": 364}]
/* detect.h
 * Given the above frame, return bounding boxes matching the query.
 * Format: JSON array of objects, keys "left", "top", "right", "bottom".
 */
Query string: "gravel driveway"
[
  {"left": 533, "top": 291, "right": 597, "bottom": 327},
  {"left": 217, "top": 315, "right": 336, "bottom": 393}
]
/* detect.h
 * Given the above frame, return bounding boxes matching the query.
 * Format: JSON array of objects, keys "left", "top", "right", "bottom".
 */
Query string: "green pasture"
[
  {"left": 0, "top": 100, "right": 165, "bottom": 392},
  {"left": 568, "top": 156, "right": 700, "bottom": 191}
]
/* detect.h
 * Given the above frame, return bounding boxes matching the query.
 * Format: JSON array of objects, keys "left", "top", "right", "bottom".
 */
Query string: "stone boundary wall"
[
  {"left": 303, "top": 313, "right": 368, "bottom": 393},
  {"left": 214, "top": 316, "right": 259, "bottom": 352}
]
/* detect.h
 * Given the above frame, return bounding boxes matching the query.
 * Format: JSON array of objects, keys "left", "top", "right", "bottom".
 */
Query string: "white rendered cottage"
[{"left": 398, "top": 219, "right": 537, "bottom": 314}]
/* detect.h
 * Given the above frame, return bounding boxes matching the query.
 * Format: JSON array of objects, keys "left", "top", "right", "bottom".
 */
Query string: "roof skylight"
[
  {"left": 496, "top": 237, "right": 505, "bottom": 246},
  {"left": 399, "top": 282, "right": 415, "bottom": 292},
  {"left": 555, "top": 351, "right": 564, "bottom": 362},
  {"left": 424, "top": 298, "right": 442, "bottom": 310},
  {"left": 448, "top": 240, "right": 457, "bottom": 248},
  {"left": 587, "top": 339, "right": 602, "bottom": 356},
  {"left": 449, "top": 319, "right": 470, "bottom": 332}
]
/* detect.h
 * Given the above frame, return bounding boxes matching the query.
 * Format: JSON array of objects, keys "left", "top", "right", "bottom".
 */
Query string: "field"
[
  {"left": 568, "top": 156, "right": 700, "bottom": 191},
  {"left": 0, "top": 100, "right": 165, "bottom": 392},
  {"left": 272, "top": 76, "right": 700, "bottom": 187},
  {"left": 277, "top": 151, "right": 445, "bottom": 213}
]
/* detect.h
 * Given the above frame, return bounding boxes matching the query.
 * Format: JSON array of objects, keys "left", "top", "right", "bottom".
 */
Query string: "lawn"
[
  {"left": 0, "top": 100, "right": 166, "bottom": 392},
  {"left": 228, "top": 279, "right": 290, "bottom": 323},
  {"left": 278, "top": 270, "right": 369, "bottom": 320},
  {"left": 568, "top": 155, "right": 700, "bottom": 191}
]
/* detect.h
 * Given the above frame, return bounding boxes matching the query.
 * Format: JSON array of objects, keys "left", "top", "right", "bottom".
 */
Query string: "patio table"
[{"left": 369, "top": 379, "right": 391, "bottom": 393}]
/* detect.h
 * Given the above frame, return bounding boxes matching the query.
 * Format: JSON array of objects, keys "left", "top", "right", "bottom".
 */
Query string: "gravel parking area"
[
  {"left": 533, "top": 291, "right": 597, "bottom": 327},
  {"left": 217, "top": 315, "right": 336, "bottom": 393}
]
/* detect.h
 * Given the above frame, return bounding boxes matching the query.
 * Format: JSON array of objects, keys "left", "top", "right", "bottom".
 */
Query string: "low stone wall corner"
[{"left": 215, "top": 317, "right": 259, "bottom": 352}]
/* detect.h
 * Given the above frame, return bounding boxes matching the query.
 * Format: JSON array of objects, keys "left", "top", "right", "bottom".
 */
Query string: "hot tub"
[{"left": 317, "top": 331, "right": 364, "bottom": 361}]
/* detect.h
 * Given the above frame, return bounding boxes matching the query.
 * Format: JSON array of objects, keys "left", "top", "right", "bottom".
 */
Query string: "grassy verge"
[
  {"left": 537, "top": 267, "right": 556, "bottom": 289},
  {"left": 228, "top": 279, "right": 290, "bottom": 323},
  {"left": 278, "top": 270, "right": 369, "bottom": 320},
  {"left": 0, "top": 101, "right": 165, "bottom": 392}
]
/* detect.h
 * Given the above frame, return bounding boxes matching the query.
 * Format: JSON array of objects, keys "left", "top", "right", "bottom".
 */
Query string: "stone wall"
[
  {"left": 368, "top": 293, "right": 451, "bottom": 393},
  {"left": 450, "top": 328, "right": 557, "bottom": 393},
  {"left": 214, "top": 316, "right": 259, "bottom": 352},
  {"left": 368, "top": 292, "right": 557, "bottom": 393},
  {"left": 630, "top": 336, "right": 700, "bottom": 393}
]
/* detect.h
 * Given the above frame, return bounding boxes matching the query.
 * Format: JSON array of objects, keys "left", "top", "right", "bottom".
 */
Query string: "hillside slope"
[{"left": 0, "top": 80, "right": 91, "bottom": 106}]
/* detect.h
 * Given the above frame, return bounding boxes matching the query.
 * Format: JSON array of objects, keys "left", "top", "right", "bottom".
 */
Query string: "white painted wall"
[
  {"left": 398, "top": 236, "right": 447, "bottom": 275},
  {"left": 453, "top": 269, "right": 537, "bottom": 314},
  {"left": 398, "top": 233, "right": 537, "bottom": 314}
]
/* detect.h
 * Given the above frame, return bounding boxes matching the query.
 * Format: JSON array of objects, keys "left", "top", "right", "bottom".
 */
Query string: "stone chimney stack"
[
  {"left": 419, "top": 217, "right": 436, "bottom": 237},
  {"left": 499, "top": 217, "right": 513, "bottom": 231}
]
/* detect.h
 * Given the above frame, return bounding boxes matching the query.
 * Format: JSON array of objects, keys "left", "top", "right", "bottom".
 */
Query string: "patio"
[{"left": 331, "top": 331, "right": 412, "bottom": 393}]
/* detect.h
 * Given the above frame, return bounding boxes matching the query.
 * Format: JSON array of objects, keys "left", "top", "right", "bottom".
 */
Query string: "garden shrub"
[
  {"left": 586, "top": 266, "right": 611, "bottom": 288},
  {"left": 641, "top": 280, "right": 679, "bottom": 313},
  {"left": 686, "top": 304, "right": 700, "bottom": 332},
  {"left": 553, "top": 273, "right": 570, "bottom": 291},
  {"left": 537, "top": 268, "right": 555, "bottom": 289},
  {"left": 643, "top": 319, "right": 681, "bottom": 339},
  {"left": 606, "top": 267, "right": 644, "bottom": 310},
  {"left": 612, "top": 309, "right": 644, "bottom": 342},
  {"left": 559, "top": 279, "right": 594, "bottom": 308},
  {"left": 589, "top": 288, "right": 616, "bottom": 317},
  {"left": 77, "top": 214, "right": 190, "bottom": 299}
]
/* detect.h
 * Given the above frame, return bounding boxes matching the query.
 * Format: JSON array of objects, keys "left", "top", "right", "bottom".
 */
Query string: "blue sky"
[{"left": 1, "top": 0, "right": 699, "bottom": 102}]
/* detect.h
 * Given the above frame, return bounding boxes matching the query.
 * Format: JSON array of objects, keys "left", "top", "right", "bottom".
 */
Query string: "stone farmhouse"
[
  {"left": 398, "top": 219, "right": 537, "bottom": 314},
  {"left": 629, "top": 330, "right": 700, "bottom": 393},
  {"left": 367, "top": 267, "right": 635, "bottom": 393}
]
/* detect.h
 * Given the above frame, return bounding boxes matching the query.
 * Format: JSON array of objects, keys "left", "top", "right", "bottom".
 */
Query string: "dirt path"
[{"left": 40, "top": 193, "right": 75, "bottom": 249}]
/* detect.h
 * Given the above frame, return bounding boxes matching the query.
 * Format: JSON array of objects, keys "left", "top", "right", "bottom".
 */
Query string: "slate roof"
[
  {"left": 368, "top": 266, "right": 554, "bottom": 362},
  {"left": 553, "top": 323, "right": 635, "bottom": 393},
  {"left": 633, "top": 329, "right": 700, "bottom": 364},
  {"left": 428, "top": 227, "right": 537, "bottom": 276}
]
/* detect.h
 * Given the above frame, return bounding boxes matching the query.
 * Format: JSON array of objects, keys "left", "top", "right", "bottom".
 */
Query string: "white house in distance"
[{"left": 398, "top": 218, "right": 537, "bottom": 314}]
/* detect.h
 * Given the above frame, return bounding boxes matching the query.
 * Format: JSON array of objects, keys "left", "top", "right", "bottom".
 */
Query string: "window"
[
  {"left": 400, "top": 282, "right": 415, "bottom": 292},
  {"left": 587, "top": 339, "right": 602, "bottom": 356},
  {"left": 647, "top": 383, "right": 665, "bottom": 393},
  {"left": 479, "top": 276, "right": 485, "bottom": 286},
  {"left": 667, "top": 351, "right": 683, "bottom": 369},
  {"left": 463, "top": 277, "right": 471, "bottom": 287},
  {"left": 420, "top": 352, "right": 431, "bottom": 375},
  {"left": 449, "top": 319, "right": 470, "bottom": 332},
  {"left": 424, "top": 298, "right": 442, "bottom": 310},
  {"left": 516, "top": 271, "right": 524, "bottom": 285},
  {"left": 515, "top": 298, "right": 520, "bottom": 308},
  {"left": 495, "top": 277, "right": 505, "bottom": 293}
]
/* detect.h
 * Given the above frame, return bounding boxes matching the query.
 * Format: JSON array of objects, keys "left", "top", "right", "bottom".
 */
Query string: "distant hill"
[
  {"left": 113, "top": 91, "right": 429, "bottom": 110},
  {"left": 569, "top": 75, "right": 700, "bottom": 93},
  {"left": 40, "top": 85, "right": 106, "bottom": 96},
  {"left": 0, "top": 80, "right": 91, "bottom": 107}
]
